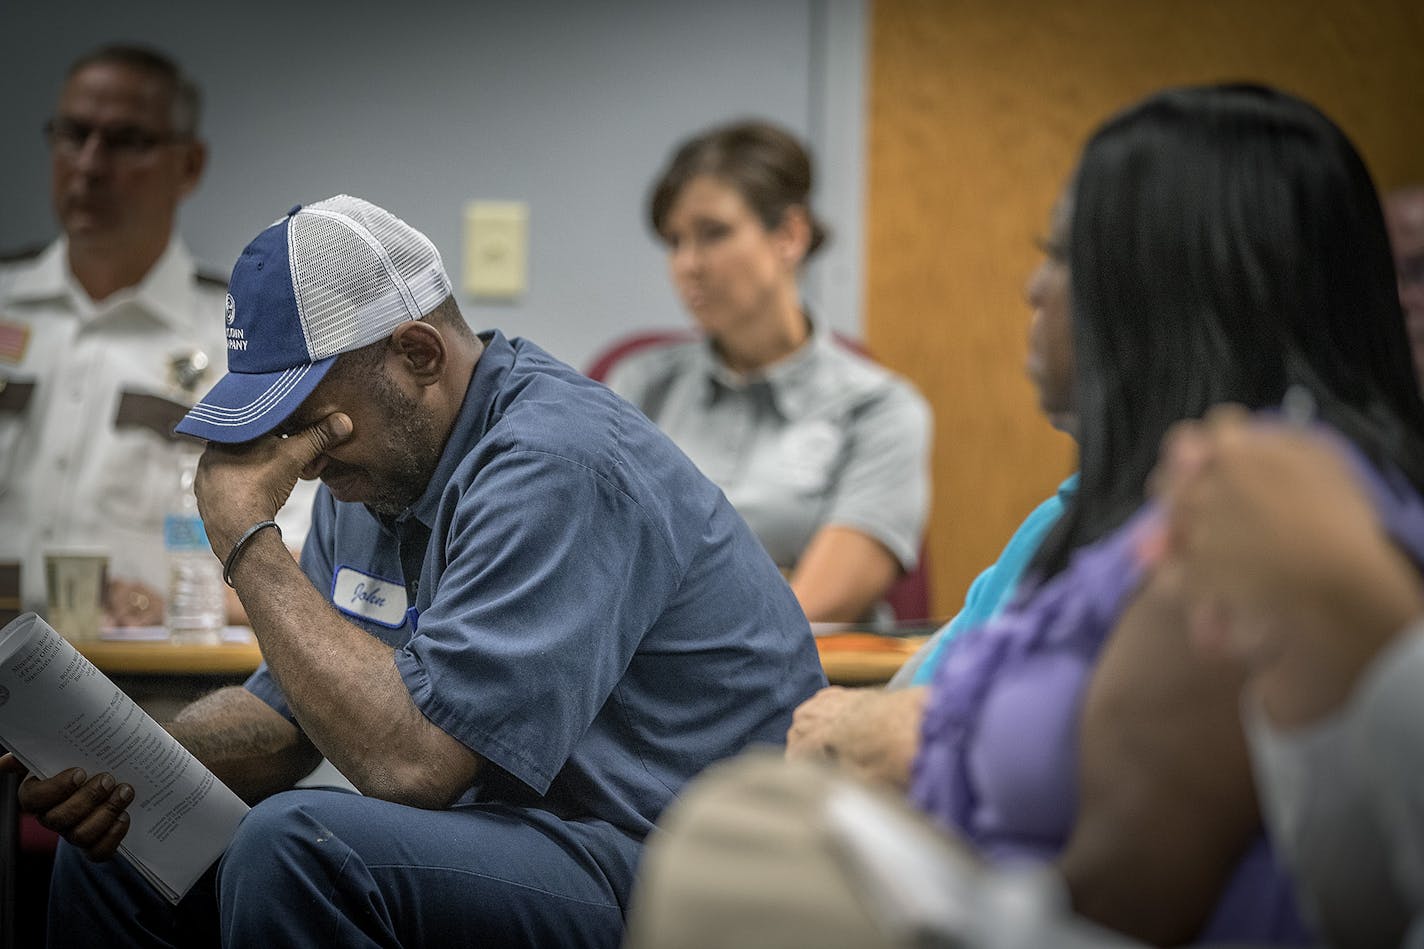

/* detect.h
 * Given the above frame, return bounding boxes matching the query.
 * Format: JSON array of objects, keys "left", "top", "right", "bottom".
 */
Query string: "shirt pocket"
[
  {"left": 0, "top": 375, "right": 37, "bottom": 501},
  {"left": 96, "top": 428, "right": 184, "bottom": 532},
  {"left": 774, "top": 419, "right": 844, "bottom": 494},
  {"left": 96, "top": 388, "right": 196, "bottom": 530}
]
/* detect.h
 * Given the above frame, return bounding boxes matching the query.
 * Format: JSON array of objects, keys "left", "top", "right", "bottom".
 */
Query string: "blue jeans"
[{"left": 47, "top": 788, "right": 638, "bottom": 948}]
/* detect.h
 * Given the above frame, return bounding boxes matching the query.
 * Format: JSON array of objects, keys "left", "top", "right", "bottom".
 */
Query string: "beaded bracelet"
[{"left": 222, "top": 519, "right": 282, "bottom": 588}]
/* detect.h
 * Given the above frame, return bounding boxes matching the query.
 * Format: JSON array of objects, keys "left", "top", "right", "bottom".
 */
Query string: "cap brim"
[{"left": 174, "top": 356, "right": 338, "bottom": 443}]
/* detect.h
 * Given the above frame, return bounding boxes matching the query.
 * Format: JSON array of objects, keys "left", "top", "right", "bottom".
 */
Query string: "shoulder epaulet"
[
  {"left": 0, "top": 243, "right": 49, "bottom": 265},
  {"left": 195, "top": 268, "right": 230, "bottom": 288}
]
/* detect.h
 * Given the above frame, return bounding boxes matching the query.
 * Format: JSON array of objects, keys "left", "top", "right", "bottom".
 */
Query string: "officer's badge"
[{"left": 168, "top": 348, "right": 212, "bottom": 400}]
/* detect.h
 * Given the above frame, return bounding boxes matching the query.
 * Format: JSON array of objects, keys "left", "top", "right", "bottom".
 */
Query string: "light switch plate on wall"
[{"left": 463, "top": 201, "right": 528, "bottom": 299}]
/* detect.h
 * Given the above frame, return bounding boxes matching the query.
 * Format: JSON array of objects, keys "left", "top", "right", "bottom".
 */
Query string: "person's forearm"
[
  {"left": 791, "top": 526, "right": 902, "bottom": 623},
  {"left": 1063, "top": 573, "right": 1260, "bottom": 945},
  {"left": 224, "top": 545, "right": 301, "bottom": 626},
  {"left": 167, "top": 686, "right": 320, "bottom": 803},
  {"left": 229, "top": 529, "right": 479, "bottom": 807}
]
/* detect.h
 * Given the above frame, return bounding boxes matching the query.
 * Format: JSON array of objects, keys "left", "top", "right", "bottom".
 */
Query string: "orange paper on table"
[{"left": 814, "top": 633, "right": 921, "bottom": 654}]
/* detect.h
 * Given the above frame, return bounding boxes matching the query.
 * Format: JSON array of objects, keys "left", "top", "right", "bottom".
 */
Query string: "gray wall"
[{"left": 0, "top": 0, "right": 867, "bottom": 369}]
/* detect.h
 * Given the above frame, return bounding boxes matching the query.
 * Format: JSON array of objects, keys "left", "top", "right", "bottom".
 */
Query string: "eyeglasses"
[{"left": 42, "top": 118, "right": 188, "bottom": 159}]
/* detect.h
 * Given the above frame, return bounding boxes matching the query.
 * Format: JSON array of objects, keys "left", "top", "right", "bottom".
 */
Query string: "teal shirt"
[{"left": 893, "top": 474, "right": 1079, "bottom": 688}]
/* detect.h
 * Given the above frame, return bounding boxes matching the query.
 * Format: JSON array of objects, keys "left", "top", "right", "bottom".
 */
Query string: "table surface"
[
  {"left": 75, "top": 631, "right": 263, "bottom": 676},
  {"left": 813, "top": 633, "right": 927, "bottom": 686},
  {"left": 75, "top": 629, "right": 927, "bottom": 685}
]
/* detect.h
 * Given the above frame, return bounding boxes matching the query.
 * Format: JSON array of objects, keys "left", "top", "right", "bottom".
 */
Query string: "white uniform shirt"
[{"left": 0, "top": 237, "right": 313, "bottom": 614}]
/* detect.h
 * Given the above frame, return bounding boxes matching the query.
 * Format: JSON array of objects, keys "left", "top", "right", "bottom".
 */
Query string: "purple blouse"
[{"left": 910, "top": 429, "right": 1424, "bottom": 945}]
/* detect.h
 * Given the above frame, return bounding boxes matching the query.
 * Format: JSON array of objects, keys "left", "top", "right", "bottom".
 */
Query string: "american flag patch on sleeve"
[{"left": 0, "top": 322, "right": 28, "bottom": 364}]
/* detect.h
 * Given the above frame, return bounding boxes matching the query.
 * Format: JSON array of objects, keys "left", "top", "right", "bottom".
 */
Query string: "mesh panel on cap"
[{"left": 287, "top": 195, "right": 452, "bottom": 360}]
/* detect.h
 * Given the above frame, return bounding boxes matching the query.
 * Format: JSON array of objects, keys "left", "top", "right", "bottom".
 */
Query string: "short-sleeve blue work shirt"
[{"left": 246, "top": 331, "right": 825, "bottom": 841}]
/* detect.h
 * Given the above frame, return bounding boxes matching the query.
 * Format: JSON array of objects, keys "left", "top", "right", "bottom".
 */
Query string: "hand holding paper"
[{"left": 0, "top": 613, "right": 249, "bottom": 902}]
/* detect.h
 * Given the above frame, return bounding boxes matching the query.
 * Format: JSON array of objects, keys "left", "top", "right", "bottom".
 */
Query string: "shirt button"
[{"left": 54, "top": 457, "right": 69, "bottom": 472}]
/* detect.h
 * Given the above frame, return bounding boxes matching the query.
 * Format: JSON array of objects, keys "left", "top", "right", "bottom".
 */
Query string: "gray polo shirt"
[{"left": 604, "top": 325, "right": 931, "bottom": 571}]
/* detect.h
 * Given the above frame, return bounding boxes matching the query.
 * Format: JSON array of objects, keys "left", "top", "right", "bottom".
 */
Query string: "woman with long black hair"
[{"left": 913, "top": 83, "right": 1424, "bottom": 945}]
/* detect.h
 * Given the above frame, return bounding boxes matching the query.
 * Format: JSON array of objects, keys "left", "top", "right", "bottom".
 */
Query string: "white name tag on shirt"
[{"left": 331, "top": 566, "right": 408, "bottom": 628}]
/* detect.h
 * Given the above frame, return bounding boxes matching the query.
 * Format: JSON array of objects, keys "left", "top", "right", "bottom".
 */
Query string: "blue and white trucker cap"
[{"left": 175, "top": 195, "right": 452, "bottom": 443}]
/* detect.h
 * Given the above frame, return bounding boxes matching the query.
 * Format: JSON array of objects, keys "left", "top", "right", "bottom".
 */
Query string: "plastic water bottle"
[{"left": 165, "top": 453, "right": 225, "bottom": 644}]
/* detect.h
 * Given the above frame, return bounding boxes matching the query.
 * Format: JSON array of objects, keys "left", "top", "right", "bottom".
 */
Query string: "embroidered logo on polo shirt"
[
  {"left": 777, "top": 420, "right": 842, "bottom": 492},
  {"left": 331, "top": 565, "right": 409, "bottom": 628}
]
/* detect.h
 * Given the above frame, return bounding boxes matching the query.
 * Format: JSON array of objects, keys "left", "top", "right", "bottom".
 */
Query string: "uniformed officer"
[{"left": 0, "top": 44, "right": 310, "bottom": 624}]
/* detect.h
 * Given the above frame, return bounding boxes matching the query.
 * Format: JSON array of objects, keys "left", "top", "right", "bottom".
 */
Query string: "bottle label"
[{"left": 164, "top": 514, "right": 211, "bottom": 552}]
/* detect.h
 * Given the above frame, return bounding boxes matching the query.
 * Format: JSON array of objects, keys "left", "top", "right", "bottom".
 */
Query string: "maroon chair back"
[
  {"left": 884, "top": 546, "right": 931, "bottom": 621},
  {"left": 585, "top": 330, "right": 697, "bottom": 383}
]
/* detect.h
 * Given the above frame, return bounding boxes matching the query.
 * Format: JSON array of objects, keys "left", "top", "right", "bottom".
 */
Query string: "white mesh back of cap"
[{"left": 288, "top": 195, "right": 452, "bottom": 360}]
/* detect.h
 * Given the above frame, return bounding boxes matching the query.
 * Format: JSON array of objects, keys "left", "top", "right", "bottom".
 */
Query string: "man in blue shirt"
[{"left": 15, "top": 195, "right": 824, "bottom": 947}]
